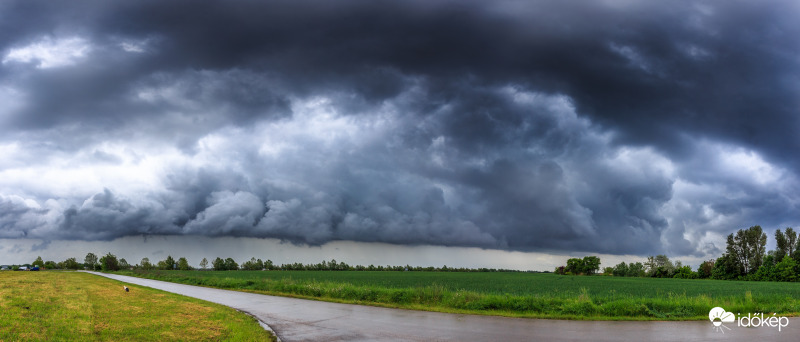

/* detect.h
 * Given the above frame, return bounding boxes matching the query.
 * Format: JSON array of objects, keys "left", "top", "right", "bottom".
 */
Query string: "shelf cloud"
[{"left": 1, "top": 0, "right": 799, "bottom": 257}]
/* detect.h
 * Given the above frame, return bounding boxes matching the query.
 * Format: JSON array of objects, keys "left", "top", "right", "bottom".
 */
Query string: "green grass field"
[
  {"left": 0, "top": 271, "right": 276, "bottom": 341},
  {"left": 116, "top": 270, "right": 800, "bottom": 320}
]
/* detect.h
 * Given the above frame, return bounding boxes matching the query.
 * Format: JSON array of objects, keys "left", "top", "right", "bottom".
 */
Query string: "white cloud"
[
  {"left": 0, "top": 141, "right": 168, "bottom": 200},
  {"left": 717, "top": 148, "right": 784, "bottom": 186},
  {"left": 183, "top": 191, "right": 265, "bottom": 235},
  {"left": 681, "top": 140, "right": 788, "bottom": 189},
  {"left": 120, "top": 42, "right": 145, "bottom": 53},
  {"left": 3, "top": 36, "right": 91, "bottom": 69}
]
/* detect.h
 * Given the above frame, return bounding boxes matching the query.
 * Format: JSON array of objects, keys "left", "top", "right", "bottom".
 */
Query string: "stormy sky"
[{"left": 1, "top": 0, "right": 799, "bottom": 264}]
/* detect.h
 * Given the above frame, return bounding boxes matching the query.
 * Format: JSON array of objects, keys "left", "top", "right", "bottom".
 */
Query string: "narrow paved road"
[{"left": 86, "top": 272, "right": 798, "bottom": 341}]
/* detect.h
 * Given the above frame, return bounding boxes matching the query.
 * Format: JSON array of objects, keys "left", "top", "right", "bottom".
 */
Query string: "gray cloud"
[
  {"left": 30, "top": 239, "right": 50, "bottom": 252},
  {"left": 1, "top": 0, "right": 799, "bottom": 257},
  {"left": 0, "top": 195, "right": 50, "bottom": 239},
  {"left": 59, "top": 189, "right": 177, "bottom": 240}
]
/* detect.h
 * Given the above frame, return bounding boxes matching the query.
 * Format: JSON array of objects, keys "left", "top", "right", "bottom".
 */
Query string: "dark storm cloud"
[
  {"left": 0, "top": 196, "right": 46, "bottom": 238},
  {"left": 3, "top": 0, "right": 798, "bottom": 152},
  {"left": 1, "top": 0, "right": 799, "bottom": 256}
]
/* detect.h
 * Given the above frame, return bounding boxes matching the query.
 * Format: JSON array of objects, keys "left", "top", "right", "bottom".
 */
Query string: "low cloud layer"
[{"left": 1, "top": 0, "right": 799, "bottom": 257}]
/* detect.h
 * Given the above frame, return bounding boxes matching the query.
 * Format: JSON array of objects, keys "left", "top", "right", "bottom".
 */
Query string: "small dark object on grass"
[{"left": 124, "top": 286, "right": 129, "bottom": 292}]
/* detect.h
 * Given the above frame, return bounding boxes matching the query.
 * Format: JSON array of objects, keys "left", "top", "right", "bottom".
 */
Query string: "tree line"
[
  {"left": 16, "top": 253, "right": 521, "bottom": 273},
  {"left": 556, "top": 225, "right": 800, "bottom": 282}
]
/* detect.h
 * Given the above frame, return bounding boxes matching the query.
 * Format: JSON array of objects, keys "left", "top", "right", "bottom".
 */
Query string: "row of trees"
[
  {"left": 10, "top": 256, "right": 86, "bottom": 270},
  {"left": 23, "top": 253, "right": 520, "bottom": 273},
  {"left": 136, "top": 255, "right": 192, "bottom": 271},
  {"left": 711, "top": 226, "right": 800, "bottom": 282},
  {"left": 557, "top": 226, "right": 800, "bottom": 282},
  {"left": 19, "top": 253, "right": 184, "bottom": 272},
  {"left": 207, "top": 258, "right": 518, "bottom": 272},
  {"left": 602, "top": 255, "right": 699, "bottom": 279}
]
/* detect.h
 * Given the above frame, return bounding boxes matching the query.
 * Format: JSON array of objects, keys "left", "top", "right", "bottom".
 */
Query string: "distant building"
[{"left": 0, "top": 265, "right": 9, "bottom": 271}]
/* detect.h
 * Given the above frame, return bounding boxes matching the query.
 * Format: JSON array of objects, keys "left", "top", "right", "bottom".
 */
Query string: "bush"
[
  {"left": 612, "top": 262, "right": 628, "bottom": 277},
  {"left": 672, "top": 266, "right": 696, "bottom": 279},
  {"left": 100, "top": 253, "right": 119, "bottom": 271},
  {"left": 773, "top": 256, "right": 797, "bottom": 282},
  {"left": 61, "top": 258, "right": 81, "bottom": 270}
]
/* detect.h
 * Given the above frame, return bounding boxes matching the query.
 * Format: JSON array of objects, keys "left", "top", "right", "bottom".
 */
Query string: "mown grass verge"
[
  {"left": 0, "top": 271, "right": 276, "bottom": 341},
  {"left": 114, "top": 270, "right": 800, "bottom": 321}
]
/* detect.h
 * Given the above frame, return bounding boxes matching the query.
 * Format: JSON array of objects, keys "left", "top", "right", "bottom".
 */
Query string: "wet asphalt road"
[{"left": 85, "top": 272, "right": 799, "bottom": 341}]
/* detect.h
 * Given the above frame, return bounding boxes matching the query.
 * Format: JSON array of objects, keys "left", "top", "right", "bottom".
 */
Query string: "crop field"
[
  {"left": 117, "top": 270, "right": 800, "bottom": 320},
  {"left": 0, "top": 271, "right": 275, "bottom": 341}
]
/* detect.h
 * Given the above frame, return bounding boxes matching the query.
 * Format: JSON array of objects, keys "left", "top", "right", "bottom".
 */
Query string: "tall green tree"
[
  {"left": 696, "top": 259, "right": 714, "bottom": 279},
  {"left": 627, "top": 262, "right": 646, "bottom": 277},
  {"left": 727, "top": 225, "right": 767, "bottom": 275},
  {"left": 242, "top": 257, "right": 257, "bottom": 270},
  {"left": 158, "top": 255, "right": 176, "bottom": 270},
  {"left": 612, "top": 262, "right": 628, "bottom": 277},
  {"left": 199, "top": 257, "right": 208, "bottom": 270},
  {"left": 212, "top": 257, "right": 225, "bottom": 271},
  {"left": 582, "top": 256, "right": 601, "bottom": 275},
  {"left": 645, "top": 255, "right": 675, "bottom": 277},
  {"left": 562, "top": 256, "right": 601, "bottom": 275},
  {"left": 711, "top": 253, "right": 741, "bottom": 280},
  {"left": 224, "top": 258, "right": 238, "bottom": 270},
  {"left": 99, "top": 253, "right": 119, "bottom": 271},
  {"left": 177, "top": 257, "right": 190, "bottom": 270},
  {"left": 775, "top": 227, "right": 797, "bottom": 260},
  {"left": 85, "top": 253, "right": 98, "bottom": 270},
  {"left": 32, "top": 256, "right": 44, "bottom": 267},
  {"left": 62, "top": 257, "right": 80, "bottom": 270},
  {"left": 565, "top": 258, "right": 584, "bottom": 274},
  {"left": 785, "top": 227, "right": 797, "bottom": 253},
  {"left": 773, "top": 256, "right": 798, "bottom": 282},
  {"left": 241, "top": 257, "right": 265, "bottom": 270},
  {"left": 140, "top": 257, "right": 152, "bottom": 270}
]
